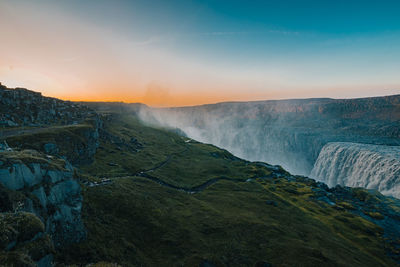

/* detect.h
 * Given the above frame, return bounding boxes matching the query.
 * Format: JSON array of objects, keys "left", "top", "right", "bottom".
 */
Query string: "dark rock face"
[
  {"left": 254, "top": 261, "right": 273, "bottom": 267},
  {"left": 0, "top": 84, "right": 95, "bottom": 266},
  {"left": 0, "top": 84, "right": 103, "bottom": 165},
  {"left": 265, "top": 200, "right": 278, "bottom": 207},
  {"left": 43, "top": 143, "right": 58, "bottom": 155},
  {"left": 0, "top": 150, "right": 85, "bottom": 265},
  {"left": 199, "top": 260, "right": 216, "bottom": 267},
  {"left": 0, "top": 83, "right": 96, "bottom": 127}
]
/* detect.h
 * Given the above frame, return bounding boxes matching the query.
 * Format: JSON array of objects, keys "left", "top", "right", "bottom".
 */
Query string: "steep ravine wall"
[
  {"left": 139, "top": 110, "right": 399, "bottom": 175},
  {"left": 138, "top": 97, "right": 400, "bottom": 197},
  {"left": 311, "top": 142, "right": 400, "bottom": 198}
]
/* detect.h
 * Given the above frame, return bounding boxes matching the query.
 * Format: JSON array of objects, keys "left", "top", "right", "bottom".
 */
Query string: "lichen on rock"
[{"left": 0, "top": 150, "right": 86, "bottom": 266}]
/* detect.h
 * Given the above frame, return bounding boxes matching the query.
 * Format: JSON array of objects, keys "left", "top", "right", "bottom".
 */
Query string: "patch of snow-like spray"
[{"left": 311, "top": 142, "right": 400, "bottom": 198}]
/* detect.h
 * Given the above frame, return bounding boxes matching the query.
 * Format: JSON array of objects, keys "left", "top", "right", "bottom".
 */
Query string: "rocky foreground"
[{"left": 0, "top": 150, "right": 84, "bottom": 266}]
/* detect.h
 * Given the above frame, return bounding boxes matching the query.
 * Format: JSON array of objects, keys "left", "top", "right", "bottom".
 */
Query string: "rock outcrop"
[
  {"left": 0, "top": 83, "right": 103, "bottom": 165},
  {"left": 0, "top": 150, "right": 85, "bottom": 266},
  {"left": 0, "top": 83, "right": 96, "bottom": 127}
]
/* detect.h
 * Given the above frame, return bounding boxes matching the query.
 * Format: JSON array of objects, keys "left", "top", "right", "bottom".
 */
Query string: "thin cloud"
[
  {"left": 198, "top": 31, "right": 248, "bottom": 36},
  {"left": 130, "top": 36, "right": 163, "bottom": 46},
  {"left": 128, "top": 29, "right": 301, "bottom": 48},
  {"left": 184, "top": 29, "right": 301, "bottom": 38}
]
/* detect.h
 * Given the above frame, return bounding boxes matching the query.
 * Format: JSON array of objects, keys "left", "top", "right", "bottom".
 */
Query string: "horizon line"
[{"left": 1, "top": 82, "right": 399, "bottom": 108}]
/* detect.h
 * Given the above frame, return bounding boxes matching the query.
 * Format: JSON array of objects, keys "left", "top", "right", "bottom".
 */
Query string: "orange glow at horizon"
[
  {"left": 1, "top": 1, "right": 400, "bottom": 107},
  {"left": 2, "top": 77, "right": 400, "bottom": 108}
]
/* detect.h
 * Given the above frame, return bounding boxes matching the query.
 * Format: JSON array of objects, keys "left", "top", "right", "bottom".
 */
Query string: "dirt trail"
[
  {"left": 87, "top": 142, "right": 279, "bottom": 192},
  {"left": 0, "top": 124, "right": 79, "bottom": 139}
]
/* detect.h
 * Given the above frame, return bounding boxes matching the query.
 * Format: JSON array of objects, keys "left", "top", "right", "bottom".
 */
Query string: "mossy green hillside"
[
  {"left": 81, "top": 114, "right": 271, "bottom": 186},
  {"left": 81, "top": 114, "right": 188, "bottom": 177},
  {"left": 3, "top": 120, "right": 99, "bottom": 165},
  {"left": 55, "top": 111, "right": 400, "bottom": 266}
]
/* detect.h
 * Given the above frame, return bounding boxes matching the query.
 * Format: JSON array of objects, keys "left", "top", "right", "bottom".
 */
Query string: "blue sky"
[{"left": 0, "top": 0, "right": 399, "bottom": 106}]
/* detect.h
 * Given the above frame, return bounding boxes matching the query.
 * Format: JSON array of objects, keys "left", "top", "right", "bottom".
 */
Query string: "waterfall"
[{"left": 311, "top": 142, "right": 400, "bottom": 198}]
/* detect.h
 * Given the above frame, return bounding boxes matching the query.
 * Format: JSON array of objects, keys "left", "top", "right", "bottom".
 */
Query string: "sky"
[{"left": 0, "top": 0, "right": 400, "bottom": 106}]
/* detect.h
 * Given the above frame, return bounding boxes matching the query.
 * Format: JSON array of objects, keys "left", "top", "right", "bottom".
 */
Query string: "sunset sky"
[{"left": 1, "top": 0, "right": 400, "bottom": 106}]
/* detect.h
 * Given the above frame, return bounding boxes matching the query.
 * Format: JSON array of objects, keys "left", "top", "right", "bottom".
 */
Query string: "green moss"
[
  {"left": 352, "top": 188, "right": 379, "bottom": 202},
  {"left": 336, "top": 201, "right": 356, "bottom": 210},
  {"left": 0, "top": 212, "right": 44, "bottom": 242},
  {"left": 5, "top": 123, "right": 97, "bottom": 164},
  {"left": 364, "top": 211, "right": 385, "bottom": 220},
  {"left": 17, "top": 234, "right": 54, "bottom": 261},
  {"left": 0, "top": 212, "right": 52, "bottom": 267},
  {"left": 0, "top": 150, "right": 67, "bottom": 171},
  {"left": 0, "top": 251, "right": 36, "bottom": 267},
  {"left": 66, "top": 263, "right": 122, "bottom": 267}
]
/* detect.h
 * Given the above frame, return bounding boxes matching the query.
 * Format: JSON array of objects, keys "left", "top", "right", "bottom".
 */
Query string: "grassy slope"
[
  {"left": 58, "top": 113, "right": 397, "bottom": 267},
  {"left": 3, "top": 121, "right": 97, "bottom": 165}
]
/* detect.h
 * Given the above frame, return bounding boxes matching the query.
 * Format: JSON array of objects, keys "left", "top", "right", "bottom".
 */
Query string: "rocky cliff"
[
  {"left": 0, "top": 82, "right": 96, "bottom": 127},
  {"left": 0, "top": 150, "right": 85, "bottom": 266},
  {"left": 0, "top": 83, "right": 103, "bottom": 165},
  {"left": 0, "top": 84, "right": 108, "bottom": 266}
]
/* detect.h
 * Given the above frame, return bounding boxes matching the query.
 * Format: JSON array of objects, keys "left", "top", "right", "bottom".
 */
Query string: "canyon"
[{"left": 139, "top": 95, "right": 400, "bottom": 197}]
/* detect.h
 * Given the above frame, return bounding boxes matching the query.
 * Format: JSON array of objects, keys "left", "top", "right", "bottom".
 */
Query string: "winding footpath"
[
  {"left": 0, "top": 123, "right": 84, "bottom": 140},
  {"left": 0, "top": 126, "right": 52, "bottom": 139},
  {"left": 136, "top": 172, "right": 252, "bottom": 194},
  {"left": 88, "top": 144, "right": 281, "bottom": 193},
  {"left": 131, "top": 147, "right": 285, "bottom": 193}
]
